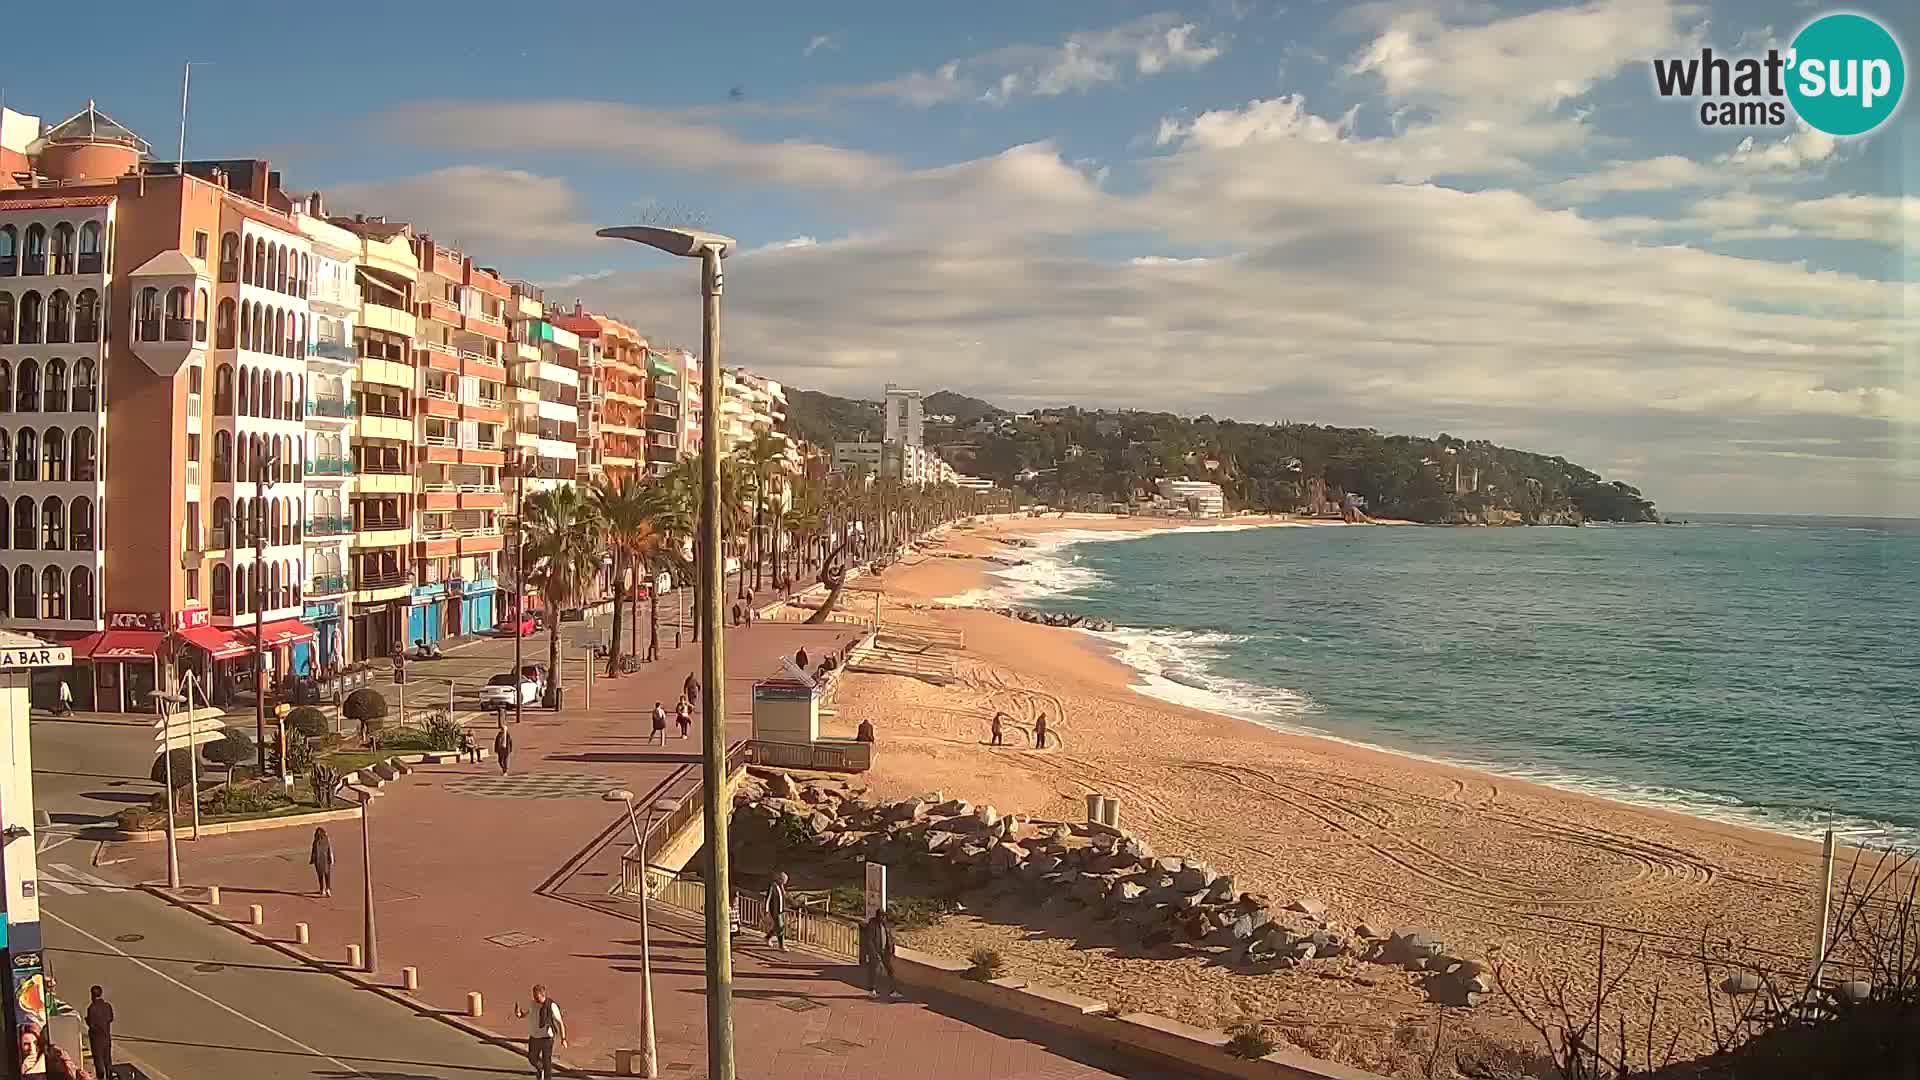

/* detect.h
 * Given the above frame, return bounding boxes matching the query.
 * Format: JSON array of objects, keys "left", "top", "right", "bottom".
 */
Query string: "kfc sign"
[{"left": 107, "top": 611, "right": 166, "bottom": 631}]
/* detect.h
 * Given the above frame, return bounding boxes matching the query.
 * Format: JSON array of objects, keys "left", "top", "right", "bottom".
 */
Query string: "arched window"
[
  {"left": 282, "top": 436, "right": 295, "bottom": 483},
  {"left": 236, "top": 365, "right": 251, "bottom": 416},
  {"left": 196, "top": 287, "right": 210, "bottom": 342},
  {"left": 239, "top": 300, "right": 252, "bottom": 352},
  {"left": 242, "top": 237, "right": 255, "bottom": 284},
  {"left": 232, "top": 498, "right": 248, "bottom": 547},
  {"left": 13, "top": 498, "right": 36, "bottom": 551},
  {"left": 135, "top": 287, "right": 161, "bottom": 341},
  {"left": 253, "top": 238, "right": 268, "bottom": 287},
  {"left": 272, "top": 372, "right": 285, "bottom": 419},
  {"left": 13, "top": 565, "right": 35, "bottom": 618},
  {"left": 42, "top": 428, "right": 64, "bottom": 481},
  {"left": 70, "top": 427, "right": 95, "bottom": 482},
  {"left": 235, "top": 432, "right": 249, "bottom": 483},
  {"left": 41, "top": 497, "right": 64, "bottom": 550},
  {"left": 0, "top": 490, "right": 7, "bottom": 548},
  {"left": 45, "top": 291, "right": 70, "bottom": 344},
  {"left": 164, "top": 286, "right": 191, "bottom": 341},
  {"left": 22, "top": 225, "right": 48, "bottom": 275},
  {"left": 214, "top": 364, "right": 233, "bottom": 415},
  {"left": 0, "top": 361, "right": 9, "bottom": 410},
  {"left": 18, "top": 291, "right": 42, "bottom": 344},
  {"left": 235, "top": 564, "right": 248, "bottom": 615},
  {"left": 72, "top": 358, "right": 96, "bottom": 411},
  {"left": 298, "top": 314, "right": 308, "bottom": 360},
  {"left": 0, "top": 225, "right": 16, "bottom": 275},
  {"left": 270, "top": 561, "right": 283, "bottom": 607},
  {"left": 13, "top": 428, "right": 36, "bottom": 482},
  {"left": 41, "top": 566, "right": 65, "bottom": 620},
  {"left": 69, "top": 498, "right": 93, "bottom": 551},
  {"left": 216, "top": 298, "right": 235, "bottom": 349},
  {"left": 0, "top": 568, "right": 7, "bottom": 612},
  {"left": 212, "top": 563, "right": 231, "bottom": 615},
  {"left": 0, "top": 293, "right": 13, "bottom": 345},
  {"left": 211, "top": 496, "right": 230, "bottom": 547},
  {"left": 214, "top": 430, "right": 232, "bottom": 483},
  {"left": 269, "top": 499, "right": 282, "bottom": 544},
  {"left": 15, "top": 359, "right": 37, "bottom": 412},
  {"left": 77, "top": 221, "right": 102, "bottom": 274},
  {"left": 276, "top": 246, "right": 288, "bottom": 293},
  {"left": 74, "top": 289, "right": 99, "bottom": 341},
  {"left": 295, "top": 435, "right": 306, "bottom": 479},
  {"left": 273, "top": 309, "right": 286, "bottom": 358},
  {"left": 49, "top": 224, "right": 75, "bottom": 275},
  {"left": 219, "top": 232, "right": 239, "bottom": 282},
  {"left": 70, "top": 567, "right": 94, "bottom": 620},
  {"left": 44, "top": 359, "right": 67, "bottom": 412}
]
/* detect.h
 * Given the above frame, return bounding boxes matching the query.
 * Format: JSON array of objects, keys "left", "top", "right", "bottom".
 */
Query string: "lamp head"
[
  {"left": 603, "top": 789, "right": 636, "bottom": 803},
  {"left": 595, "top": 226, "right": 735, "bottom": 260}
]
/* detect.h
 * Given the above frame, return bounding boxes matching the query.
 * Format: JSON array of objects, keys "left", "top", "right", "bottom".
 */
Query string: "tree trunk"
[
  {"left": 647, "top": 578, "right": 661, "bottom": 662},
  {"left": 606, "top": 551, "right": 625, "bottom": 677},
  {"left": 547, "top": 617, "right": 563, "bottom": 709},
  {"left": 629, "top": 575, "right": 640, "bottom": 664}
]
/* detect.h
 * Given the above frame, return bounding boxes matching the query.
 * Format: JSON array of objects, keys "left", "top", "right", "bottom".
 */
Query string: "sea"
[{"left": 957, "top": 515, "right": 1920, "bottom": 846}]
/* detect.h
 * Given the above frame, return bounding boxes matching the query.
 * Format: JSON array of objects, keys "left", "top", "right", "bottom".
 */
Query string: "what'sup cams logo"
[{"left": 1652, "top": 11, "right": 1906, "bottom": 135}]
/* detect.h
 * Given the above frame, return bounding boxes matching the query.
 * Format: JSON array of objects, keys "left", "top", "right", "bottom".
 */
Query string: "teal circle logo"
[{"left": 1787, "top": 13, "right": 1905, "bottom": 136}]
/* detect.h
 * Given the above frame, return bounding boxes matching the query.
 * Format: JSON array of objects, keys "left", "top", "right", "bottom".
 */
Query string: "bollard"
[
  {"left": 346, "top": 943, "right": 363, "bottom": 969},
  {"left": 402, "top": 966, "right": 419, "bottom": 992},
  {"left": 205, "top": 885, "right": 221, "bottom": 906},
  {"left": 1101, "top": 796, "right": 1121, "bottom": 830},
  {"left": 248, "top": 904, "right": 264, "bottom": 927},
  {"left": 467, "top": 991, "right": 484, "bottom": 1017},
  {"left": 1085, "top": 793, "right": 1105, "bottom": 824},
  {"left": 295, "top": 922, "right": 310, "bottom": 945}
]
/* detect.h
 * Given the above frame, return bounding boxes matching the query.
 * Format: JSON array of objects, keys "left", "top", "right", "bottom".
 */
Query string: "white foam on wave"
[
  {"left": 1090, "top": 624, "right": 1322, "bottom": 730},
  {"left": 938, "top": 521, "right": 1320, "bottom": 607}
]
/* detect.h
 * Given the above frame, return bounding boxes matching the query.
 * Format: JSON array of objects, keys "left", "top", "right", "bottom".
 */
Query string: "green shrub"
[
  {"left": 343, "top": 688, "right": 388, "bottom": 723},
  {"left": 773, "top": 810, "right": 815, "bottom": 850},
  {"left": 149, "top": 748, "right": 196, "bottom": 788},
  {"left": 966, "top": 948, "right": 1004, "bottom": 982},
  {"left": 1226, "top": 1023, "right": 1277, "bottom": 1060},
  {"left": 115, "top": 806, "right": 164, "bottom": 832},
  {"left": 202, "top": 731, "right": 255, "bottom": 784},
  {"left": 203, "top": 783, "right": 291, "bottom": 817},
  {"left": 422, "top": 709, "right": 465, "bottom": 752},
  {"left": 287, "top": 706, "right": 332, "bottom": 739},
  {"left": 310, "top": 764, "right": 340, "bottom": 809}
]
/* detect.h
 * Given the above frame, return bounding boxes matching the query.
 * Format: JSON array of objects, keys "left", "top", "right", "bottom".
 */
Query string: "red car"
[{"left": 496, "top": 614, "right": 538, "bottom": 637}]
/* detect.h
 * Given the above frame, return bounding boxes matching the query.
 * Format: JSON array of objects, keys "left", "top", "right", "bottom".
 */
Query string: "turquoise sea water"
[{"left": 976, "top": 517, "right": 1919, "bottom": 844}]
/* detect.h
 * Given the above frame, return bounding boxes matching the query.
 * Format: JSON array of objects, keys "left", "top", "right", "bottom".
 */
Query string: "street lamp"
[
  {"left": 350, "top": 781, "right": 384, "bottom": 972},
  {"left": 508, "top": 450, "right": 533, "bottom": 727},
  {"left": 596, "top": 223, "right": 738, "bottom": 1080},
  {"left": 251, "top": 446, "right": 283, "bottom": 774},
  {"left": 604, "top": 789, "right": 679, "bottom": 1079}
]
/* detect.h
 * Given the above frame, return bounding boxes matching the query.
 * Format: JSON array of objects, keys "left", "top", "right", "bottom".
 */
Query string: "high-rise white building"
[{"left": 884, "top": 384, "right": 923, "bottom": 448}]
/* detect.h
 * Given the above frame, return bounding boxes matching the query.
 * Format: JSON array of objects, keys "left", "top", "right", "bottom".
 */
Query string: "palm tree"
[
  {"left": 633, "top": 479, "right": 692, "bottom": 663},
  {"left": 663, "top": 455, "right": 746, "bottom": 636},
  {"left": 520, "top": 484, "right": 604, "bottom": 708},
  {"left": 592, "top": 474, "right": 650, "bottom": 675},
  {"left": 737, "top": 432, "right": 788, "bottom": 594}
]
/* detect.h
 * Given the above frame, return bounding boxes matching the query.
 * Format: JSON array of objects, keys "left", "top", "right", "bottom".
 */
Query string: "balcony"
[
  {"left": 355, "top": 569, "right": 410, "bottom": 591},
  {"left": 308, "top": 573, "right": 349, "bottom": 596},
  {"left": 306, "top": 514, "right": 352, "bottom": 537},
  {"left": 645, "top": 413, "right": 678, "bottom": 433},
  {"left": 309, "top": 340, "right": 356, "bottom": 364},
  {"left": 307, "top": 396, "right": 356, "bottom": 419},
  {"left": 307, "top": 455, "right": 355, "bottom": 476}
]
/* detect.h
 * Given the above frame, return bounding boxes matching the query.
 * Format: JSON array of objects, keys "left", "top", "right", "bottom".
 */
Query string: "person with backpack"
[
  {"left": 651, "top": 702, "right": 668, "bottom": 746},
  {"left": 514, "top": 984, "right": 568, "bottom": 1080}
]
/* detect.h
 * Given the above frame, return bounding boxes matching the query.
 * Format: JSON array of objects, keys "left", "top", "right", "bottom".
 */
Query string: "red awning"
[
  {"left": 73, "top": 630, "right": 165, "bottom": 661},
  {"left": 179, "top": 624, "right": 250, "bottom": 660},
  {"left": 240, "top": 619, "right": 318, "bottom": 649}
]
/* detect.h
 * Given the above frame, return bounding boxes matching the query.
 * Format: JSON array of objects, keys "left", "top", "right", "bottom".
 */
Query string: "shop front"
[
  {"left": 65, "top": 613, "right": 169, "bottom": 714},
  {"left": 243, "top": 619, "right": 319, "bottom": 699},
  {"left": 2, "top": 632, "right": 67, "bottom": 1077},
  {"left": 406, "top": 582, "right": 448, "bottom": 647},
  {"left": 449, "top": 577, "right": 498, "bottom": 636},
  {"left": 350, "top": 600, "right": 402, "bottom": 663},
  {"left": 301, "top": 600, "right": 346, "bottom": 675},
  {"left": 175, "top": 611, "right": 251, "bottom": 708}
]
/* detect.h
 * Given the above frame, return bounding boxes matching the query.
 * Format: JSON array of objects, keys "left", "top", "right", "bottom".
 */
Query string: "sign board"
[
  {"left": 154, "top": 713, "right": 226, "bottom": 752},
  {"left": 864, "top": 861, "right": 888, "bottom": 920},
  {"left": 178, "top": 606, "right": 211, "bottom": 630},
  {"left": 107, "top": 611, "right": 167, "bottom": 631},
  {"left": 751, "top": 682, "right": 814, "bottom": 703},
  {"left": 779, "top": 658, "right": 817, "bottom": 688},
  {"left": 0, "top": 647, "right": 72, "bottom": 669}
]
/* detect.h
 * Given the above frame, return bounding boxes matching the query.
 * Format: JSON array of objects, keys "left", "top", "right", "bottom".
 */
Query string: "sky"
[{"left": 6, "top": 0, "right": 1917, "bottom": 515}]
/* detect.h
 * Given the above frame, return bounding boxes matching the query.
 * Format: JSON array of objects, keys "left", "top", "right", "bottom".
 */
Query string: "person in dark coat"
[
  {"left": 310, "top": 827, "right": 333, "bottom": 897},
  {"left": 86, "top": 985, "right": 114, "bottom": 1079},
  {"left": 859, "top": 910, "right": 898, "bottom": 998},
  {"left": 494, "top": 726, "right": 513, "bottom": 775}
]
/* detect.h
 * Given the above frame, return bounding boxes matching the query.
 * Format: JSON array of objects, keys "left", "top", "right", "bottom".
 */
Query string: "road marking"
[
  {"left": 40, "top": 879, "right": 84, "bottom": 896},
  {"left": 49, "top": 863, "right": 116, "bottom": 888},
  {"left": 37, "top": 832, "right": 77, "bottom": 856},
  {"left": 43, "top": 911, "right": 369, "bottom": 1077}
]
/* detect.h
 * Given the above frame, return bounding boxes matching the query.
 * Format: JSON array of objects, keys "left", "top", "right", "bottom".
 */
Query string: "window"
[
  {"left": 214, "top": 365, "right": 233, "bottom": 415},
  {"left": 189, "top": 364, "right": 203, "bottom": 396},
  {"left": 0, "top": 225, "right": 16, "bottom": 275},
  {"left": 216, "top": 299, "right": 235, "bottom": 349},
  {"left": 219, "top": 233, "right": 239, "bottom": 282},
  {"left": 72, "top": 360, "right": 97, "bottom": 412},
  {"left": 196, "top": 287, "right": 209, "bottom": 342},
  {"left": 136, "top": 287, "right": 161, "bottom": 341},
  {"left": 188, "top": 433, "right": 201, "bottom": 463},
  {"left": 45, "top": 360, "right": 67, "bottom": 412},
  {"left": 74, "top": 289, "right": 99, "bottom": 340},
  {"left": 236, "top": 432, "right": 249, "bottom": 481},
  {"left": 41, "top": 567, "right": 65, "bottom": 620},
  {"left": 15, "top": 361, "right": 38, "bottom": 413},
  {"left": 70, "top": 428, "right": 95, "bottom": 482},
  {"left": 45, "top": 291, "right": 70, "bottom": 344},
  {"left": 164, "top": 287, "right": 192, "bottom": 341},
  {"left": 0, "top": 293, "right": 12, "bottom": 344},
  {"left": 187, "top": 502, "right": 200, "bottom": 553},
  {"left": 72, "top": 567, "right": 96, "bottom": 619},
  {"left": 212, "top": 564, "right": 231, "bottom": 615},
  {"left": 70, "top": 498, "right": 93, "bottom": 551},
  {"left": 23, "top": 225, "right": 48, "bottom": 275},
  {"left": 212, "top": 496, "right": 231, "bottom": 546},
  {"left": 194, "top": 231, "right": 209, "bottom": 260},
  {"left": 184, "top": 567, "right": 197, "bottom": 603},
  {"left": 77, "top": 222, "right": 102, "bottom": 274},
  {"left": 275, "top": 246, "right": 288, "bottom": 294},
  {"left": 0, "top": 488, "right": 7, "bottom": 549},
  {"left": 12, "top": 498, "right": 35, "bottom": 551},
  {"left": 0, "top": 568, "right": 8, "bottom": 612},
  {"left": 49, "top": 224, "right": 75, "bottom": 275},
  {"left": 251, "top": 238, "right": 266, "bottom": 286},
  {"left": 214, "top": 431, "right": 232, "bottom": 482},
  {"left": 235, "top": 565, "right": 247, "bottom": 615},
  {"left": 17, "top": 291, "right": 42, "bottom": 344},
  {"left": 13, "top": 565, "right": 35, "bottom": 618},
  {"left": 42, "top": 428, "right": 64, "bottom": 481},
  {"left": 41, "top": 497, "right": 64, "bottom": 550}
]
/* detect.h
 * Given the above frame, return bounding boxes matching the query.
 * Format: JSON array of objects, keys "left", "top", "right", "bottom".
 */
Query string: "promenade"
[{"left": 101, "top": 615, "right": 1153, "bottom": 1079}]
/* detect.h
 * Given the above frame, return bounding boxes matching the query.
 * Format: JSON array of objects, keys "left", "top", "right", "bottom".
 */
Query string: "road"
[{"left": 43, "top": 886, "right": 534, "bottom": 1080}]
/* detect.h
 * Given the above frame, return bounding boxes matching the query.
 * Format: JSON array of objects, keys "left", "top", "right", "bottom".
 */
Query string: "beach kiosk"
[
  {"left": 1, "top": 631, "right": 66, "bottom": 1076},
  {"left": 750, "top": 666, "right": 871, "bottom": 772}
]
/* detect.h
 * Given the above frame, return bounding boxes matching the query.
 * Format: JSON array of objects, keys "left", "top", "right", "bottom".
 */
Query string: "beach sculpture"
[{"left": 805, "top": 533, "right": 857, "bottom": 624}]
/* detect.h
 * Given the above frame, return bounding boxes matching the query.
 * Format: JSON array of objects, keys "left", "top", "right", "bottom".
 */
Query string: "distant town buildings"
[{"left": 1156, "top": 479, "right": 1225, "bottom": 516}]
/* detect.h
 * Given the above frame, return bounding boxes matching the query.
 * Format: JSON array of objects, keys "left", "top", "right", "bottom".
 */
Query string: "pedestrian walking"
[
  {"left": 495, "top": 726, "right": 513, "bottom": 775},
  {"left": 860, "top": 909, "right": 899, "bottom": 998},
  {"left": 513, "top": 984, "right": 568, "bottom": 1080},
  {"left": 764, "top": 871, "right": 790, "bottom": 951},
  {"left": 684, "top": 673, "right": 699, "bottom": 706},
  {"left": 309, "top": 827, "right": 334, "bottom": 898},
  {"left": 990, "top": 712, "right": 1005, "bottom": 746},
  {"left": 675, "top": 697, "right": 692, "bottom": 739},
  {"left": 85, "top": 985, "right": 113, "bottom": 1079},
  {"left": 795, "top": 647, "right": 810, "bottom": 670},
  {"left": 1033, "top": 712, "right": 1048, "bottom": 749},
  {"left": 651, "top": 702, "right": 668, "bottom": 745},
  {"left": 55, "top": 679, "right": 73, "bottom": 716}
]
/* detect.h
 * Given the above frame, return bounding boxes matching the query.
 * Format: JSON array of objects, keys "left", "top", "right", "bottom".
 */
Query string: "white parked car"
[{"left": 478, "top": 672, "right": 540, "bottom": 709}]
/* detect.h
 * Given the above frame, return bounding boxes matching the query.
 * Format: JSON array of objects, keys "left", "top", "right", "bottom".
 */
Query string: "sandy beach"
[{"left": 813, "top": 513, "right": 1882, "bottom": 1077}]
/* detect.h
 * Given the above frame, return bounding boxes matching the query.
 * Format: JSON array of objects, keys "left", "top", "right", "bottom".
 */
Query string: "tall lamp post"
[
  {"left": 510, "top": 450, "right": 531, "bottom": 727},
  {"left": 595, "top": 224, "right": 737, "bottom": 1080},
  {"left": 352, "top": 781, "right": 383, "bottom": 972},
  {"left": 604, "top": 789, "right": 678, "bottom": 1078},
  {"left": 252, "top": 446, "right": 282, "bottom": 773}
]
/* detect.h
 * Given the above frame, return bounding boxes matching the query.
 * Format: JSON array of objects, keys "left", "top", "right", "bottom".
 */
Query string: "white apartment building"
[
  {"left": 884, "top": 384, "right": 923, "bottom": 447},
  {"left": 1158, "top": 479, "right": 1225, "bottom": 516},
  {"left": 292, "top": 197, "right": 358, "bottom": 666},
  {"left": 832, "top": 440, "right": 957, "bottom": 488}
]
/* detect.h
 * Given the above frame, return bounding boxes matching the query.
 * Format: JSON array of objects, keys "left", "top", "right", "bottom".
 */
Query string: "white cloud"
[
  {"left": 804, "top": 33, "right": 838, "bottom": 57},
  {"left": 1721, "top": 124, "right": 1840, "bottom": 172},
  {"left": 329, "top": 166, "right": 601, "bottom": 252},
  {"left": 741, "top": 235, "right": 821, "bottom": 256},
  {"left": 1687, "top": 191, "right": 1920, "bottom": 244},
  {"left": 1554, "top": 154, "right": 1718, "bottom": 200}
]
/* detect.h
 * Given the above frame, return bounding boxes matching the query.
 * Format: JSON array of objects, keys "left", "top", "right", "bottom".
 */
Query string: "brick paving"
[{"left": 106, "top": 617, "right": 1147, "bottom": 1079}]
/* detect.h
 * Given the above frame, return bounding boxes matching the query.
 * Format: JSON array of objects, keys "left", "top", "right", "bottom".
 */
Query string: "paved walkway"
[{"left": 103, "top": 618, "right": 1147, "bottom": 1079}]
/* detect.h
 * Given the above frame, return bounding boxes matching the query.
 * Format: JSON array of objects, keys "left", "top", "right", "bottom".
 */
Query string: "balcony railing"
[
  {"left": 164, "top": 317, "right": 194, "bottom": 342},
  {"left": 419, "top": 526, "right": 499, "bottom": 541},
  {"left": 422, "top": 482, "right": 499, "bottom": 494},
  {"left": 424, "top": 387, "right": 457, "bottom": 402},
  {"left": 306, "top": 515, "right": 351, "bottom": 536},
  {"left": 309, "top": 340, "right": 355, "bottom": 363},
  {"left": 308, "top": 573, "right": 348, "bottom": 595},
  {"left": 355, "top": 569, "right": 409, "bottom": 590},
  {"left": 355, "top": 518, "right": 407, "bottom": 533},
  {"left": 307, "top": 456, "right": 355, "bottom": 475},
  {"left": 307, "top": 396, "right": 356, "bottom": 418}
]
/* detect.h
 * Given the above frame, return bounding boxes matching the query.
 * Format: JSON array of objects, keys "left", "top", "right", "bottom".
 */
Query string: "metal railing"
[
  {"left": 306, "top": 514, "right": 351, "bottom": 536},
  {"left": 308, "top": 573, "right": 348, "bottom": 595},
  {"left": 424, "top": 387, "right": 457, "bottom": 402},
  {"left": 748, "top": 739, "right": 872, "bottom": 772},
  {"left": 307, "top": 396, "right": 356, "bottom": 418},
  {"left": 648, "top": 876, "right": 861, "bottom": 959},
  {"left": 310, "top": 341, "right": 356, "bottom": 363},
  {"left": 307, "top": 456, "right": 355, "bottom": 475},
  {"left": 355, "top": 570, "right": 410, "bottom": 590}
]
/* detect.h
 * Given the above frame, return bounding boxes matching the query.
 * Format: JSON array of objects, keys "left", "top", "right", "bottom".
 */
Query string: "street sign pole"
[
  {"left": 156, "top": 703, "right": 181, "bottom": 889},
  {"left": 186, "top": 672, "right": 202, "bottom": 840}
]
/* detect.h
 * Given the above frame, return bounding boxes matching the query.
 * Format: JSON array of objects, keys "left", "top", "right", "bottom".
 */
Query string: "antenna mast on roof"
[{"left": 177, "top": 63, "right": 193, "bottom": 176}]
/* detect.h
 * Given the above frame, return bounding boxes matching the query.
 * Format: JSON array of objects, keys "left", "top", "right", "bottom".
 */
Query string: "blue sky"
[{"left": 6, "top": 0, "right": 1916, "bottom": 513}]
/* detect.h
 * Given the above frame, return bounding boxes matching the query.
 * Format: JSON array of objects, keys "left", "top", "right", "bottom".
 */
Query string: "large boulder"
[
  {"left": 770, "top": 772, "right": 802, "bottom": 800},
  {"left": 1173, "top": 864, "right": 1216, "bottom": 892},
  {"left": 989, "top": 842, "right": 1028, "bottom": 875},
  {"left": 888, "top": 798, "right": 929, "bottom": 823},
  {"left": 976, "top": 805, "right": 1000, "bottom": 828},
  {"left": 1151, "top": 856, "right": 1185, "bottom": 876},
  {"left": 1205, "top": 875, "right": 1236, "bottom": 904},
  {"left": 1118, "top": 836, "right": 1154, "bottom": 864},
  {"left": 1287, "top": 897, "right": 1328, "bottom": 919},
  {"left": 1108, "top": 881, "right": 1148, "bottom": 908},
  {"left": 924, "top": 830, "right": 959, "bottom": 853},
  {"left": 806, "top": 812, "right": 834, "bottom": 835},
  {"left": 931, "top": 798, "right": 972, "bottom": 817}
]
